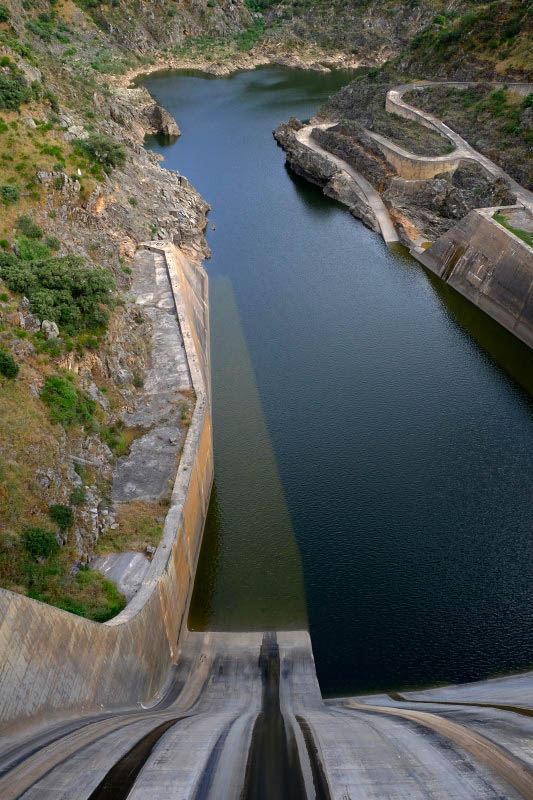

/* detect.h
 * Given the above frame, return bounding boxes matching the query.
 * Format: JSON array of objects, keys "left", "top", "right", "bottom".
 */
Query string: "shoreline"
[{"left": 113, "top": 46, "right": 364, "bottom": 89}]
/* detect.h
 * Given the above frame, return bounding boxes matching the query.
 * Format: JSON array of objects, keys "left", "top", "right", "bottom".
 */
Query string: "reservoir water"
[{"left": 142, "top": 67, "right": 533, "bottom": 696}]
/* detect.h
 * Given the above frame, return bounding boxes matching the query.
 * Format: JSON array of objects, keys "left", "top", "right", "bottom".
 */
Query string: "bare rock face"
[
  {"left": 17, "top": 60, "right": 42, "bottom": 86},
  {"left": 274, "top": 121, "right": 337, "bottom": 187},
  {"left": 520, "top": 107, "right": 533, "bottom": 131},
  {"left": 18, "top": 311, "right": 41, "bottom": 333},
  {"left": 311, "top": 122, "right": 394, "bottom": 191},
  {"left": 383, "top": 164, "right": 517, "bottom": 242},
  {"left": 323, "top": 172, "right": 380, "bottom": 233},
  {"left": 93, "top": 87, "right": 180, "bottom": 145},
  {"left": 274, "top": 119, "right": 380, "bottom": 234},
  {"left": 143, "top": 103, "right": 181, "bottom": 139}
]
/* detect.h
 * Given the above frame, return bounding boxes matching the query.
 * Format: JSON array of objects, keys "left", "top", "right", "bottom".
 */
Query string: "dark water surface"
[{"left": 142, "top": 67, "right": 533, "bottom": 696}]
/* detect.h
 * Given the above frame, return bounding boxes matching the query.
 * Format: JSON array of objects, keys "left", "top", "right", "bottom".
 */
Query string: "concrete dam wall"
[
  {"left": 416, "top": 208, "right": 533, "bottom": 348},
  {"left": 0, "top": 243, "right": 213, "bottom": 729}
]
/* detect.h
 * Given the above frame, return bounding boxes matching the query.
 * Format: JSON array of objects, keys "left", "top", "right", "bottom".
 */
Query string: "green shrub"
[
  {"left": 70, "top": 485, "right": 86, "bottom": 505},
  {"left": 22, "top": 527, "right": 59, "bottom": 558},
  {"left": 17, "top": 236, "right": 51, "bottom": 261},
  {"left": 0, "top": 348, "right": 18, "bottom": 378},
  {"left": 16, "top": 215, "right": 43, "bottom": 239},
  {"left": 25, "top": 19, "right": 54, "bottom": 41},
  {"left": 48, "top": 503, "right": 74, "bottom": 531},
  {"left": 73, "top": 133, "right": 126, "bottom": 174},
  {"left": 73, "top": 568, "right": 126, "bottom": 621},
  {"left": 0, "top": 251, "right": 114, "bottom": 333},
  {"left": 0, "top": 73, "right": 32, "bottom": 111},
  {"left": 437, "top": 28, "right": 461, "bottom": 48},
  {"left": 43, "top": 89, "right": 59, "bottom": 112},
  {"left": 1, "top": 185, "right": 19, "bottom": 204},
  {"left": 45, "top": 236, "right": 60, "bottom": 251},
  {"left": 41, "top": 374, "right": 96, "bottom": 426},
  {"left": 0, "top": 5, "right": 10, "bottom": 22}
]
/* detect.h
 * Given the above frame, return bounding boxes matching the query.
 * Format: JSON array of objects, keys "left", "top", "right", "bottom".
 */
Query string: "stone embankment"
[
  {"left": 274, "top": 118, "right": 399, "bottom": 242},
  {"left": 0, "top": 243, "right": 213, "bottom": 729}
]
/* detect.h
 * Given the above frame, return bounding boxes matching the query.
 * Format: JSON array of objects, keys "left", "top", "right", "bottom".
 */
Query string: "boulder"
[
  {"left": 520, "top": 106, "right": 533, "bottom": 132},
  {"left": 41, "top": 320, "right": 60, "bottom": 339}
]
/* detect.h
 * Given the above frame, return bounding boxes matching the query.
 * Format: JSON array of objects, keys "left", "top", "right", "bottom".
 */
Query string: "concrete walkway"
[
  {"left": 386, "top": 82, "right": 533, "bottom": 213},
  {"left": 112, "top": 249, "right": 193, "bottom": 505},
  {"left": 295, "top": 123, "right": 400, "bottom": 243}
]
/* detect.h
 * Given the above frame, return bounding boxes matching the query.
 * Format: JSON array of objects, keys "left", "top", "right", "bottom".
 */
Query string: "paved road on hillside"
[
  {"left": 387, "top": 82, "right": 533, "bottom": 213},
  {"left": 295, "top": 123, "right": 400, "bottom": 243}
]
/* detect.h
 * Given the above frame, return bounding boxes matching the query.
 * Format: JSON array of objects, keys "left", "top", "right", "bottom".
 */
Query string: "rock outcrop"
[
  {"left": 274, "top": 119, "right": 380, "bottom": 232},
  {"left": 93, "top": 87, "right": 181, "bottom": 146},
  {"left": 383, "top": 165, "right": 516, "bottom": 244}
]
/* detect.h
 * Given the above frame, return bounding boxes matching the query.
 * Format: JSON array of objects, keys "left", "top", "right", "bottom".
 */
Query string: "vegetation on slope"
[
  {"left": 401, "top": 0, "right": 532, "bottom": 79},
  {"left": 404, "top": 85, "right": 533, "bottom": 189}
]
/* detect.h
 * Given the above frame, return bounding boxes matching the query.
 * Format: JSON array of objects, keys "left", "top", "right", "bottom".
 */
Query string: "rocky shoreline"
[{"left": 115, "top": 46, "right": 362, "bottom": 89}]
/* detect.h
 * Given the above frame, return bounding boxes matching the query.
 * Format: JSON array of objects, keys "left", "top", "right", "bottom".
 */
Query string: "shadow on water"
[
  {"left": 188, "top": 276, "right": 307, "bottom": 631},
  {"left": 423, "top": 269, "right": 533, "bottom": 397}
]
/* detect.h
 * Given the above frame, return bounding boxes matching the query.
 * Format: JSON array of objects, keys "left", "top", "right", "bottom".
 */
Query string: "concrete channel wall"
[
  {"left": 368, "top": 131, "right": 465, "bottom": 180},
  {"left": 416, "top": 208, "right": 533, "bottom": 348},
  {"left": 0, "top": 243, "right": 213, "bottom": 730}
]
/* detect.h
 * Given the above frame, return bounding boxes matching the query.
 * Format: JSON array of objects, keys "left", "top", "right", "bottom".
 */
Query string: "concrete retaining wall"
[
  {"left": 0, "top": 243, "right": 213, "bottom": 730},
  {"left": 368, "top": 131, "right": 465, "bottom": 180},
  {"left": 416, "top": 208, "right": 533, "bottom": 348}
]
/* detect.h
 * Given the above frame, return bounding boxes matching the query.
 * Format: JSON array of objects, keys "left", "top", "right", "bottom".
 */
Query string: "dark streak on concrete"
[
  {"left": 193, "top": 717, "right": 238, "bottom": 800},
  {"left": 241, "top": 633, "right": 306, "bottom": 800},
  {"left": 87, "top": 718, "right": 182, "bottom": 800},
  {"left": 295, "top": 715, "right": 332, "bottom": 800}
]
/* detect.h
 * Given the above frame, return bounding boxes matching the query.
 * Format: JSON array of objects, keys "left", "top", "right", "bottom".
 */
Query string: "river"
[{"left": 142, "top": 66, "right": 533, "bottom": 696}]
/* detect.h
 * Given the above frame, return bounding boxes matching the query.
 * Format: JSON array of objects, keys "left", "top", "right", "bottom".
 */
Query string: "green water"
[{"left": 189, "top": 277, "right": 307, "bottom": 629}]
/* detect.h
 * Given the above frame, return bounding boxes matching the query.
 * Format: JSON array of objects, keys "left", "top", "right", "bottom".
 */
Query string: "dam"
[{"left": 0, "top": 67, "right": 532, "bottom": 798}]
